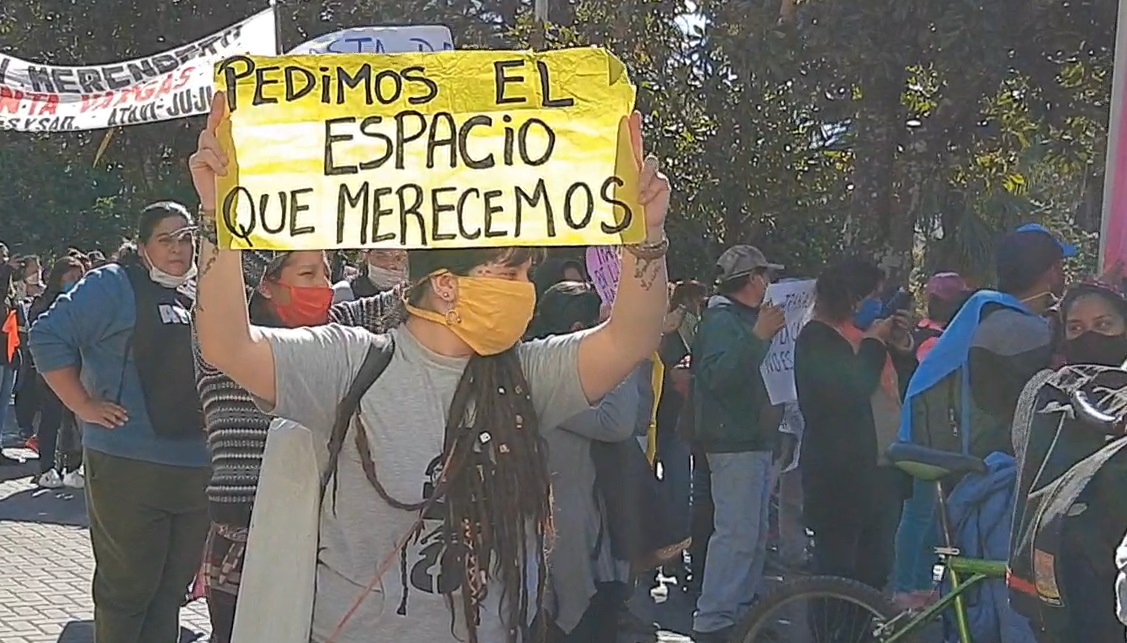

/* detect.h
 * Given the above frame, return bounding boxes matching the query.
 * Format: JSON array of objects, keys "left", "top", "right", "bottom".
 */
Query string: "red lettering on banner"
[
  {"left": 0, "top": 88, "right": 58, "bottom": 116},
  {"left": 28, "top": 93, "right": 58, "bottom": 115},
  {"left": 0, "top": 86, "right": 24, "bottom": 114}
]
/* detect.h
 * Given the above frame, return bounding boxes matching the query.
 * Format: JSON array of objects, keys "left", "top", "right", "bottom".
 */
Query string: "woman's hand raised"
[{"left": 188, "top": 92, "right": 229, "bottom": 212}]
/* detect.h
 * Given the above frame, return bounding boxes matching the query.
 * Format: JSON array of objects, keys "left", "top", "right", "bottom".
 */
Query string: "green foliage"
[{"left": 0, "top": 0, "right": 1118, "bottom": 285}]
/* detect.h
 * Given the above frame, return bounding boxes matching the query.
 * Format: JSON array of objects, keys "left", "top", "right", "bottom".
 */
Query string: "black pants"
[
  {"left": 85, "top": 449, "right": 210, "bottom": 643},
  {"left": 13, "top": 361, "right": 41, "bottom": 434},
  {"left": 689, "top": 445, "right": 714, "bottom": 581},
  {"left": 36, "top": 384, "right": 64, "bottom": 474},
  {"left": 812, "top": 468, "right": 903, "bottom": 591},
  {"left": 548, "top": 582, "right": 629, "bottom": 643}
]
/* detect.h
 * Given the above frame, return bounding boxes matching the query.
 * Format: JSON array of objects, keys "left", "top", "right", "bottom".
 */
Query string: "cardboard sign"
[
  {"left": 586, "top": 245, "right": 621, "bottom": 306},
  {"left": 287, "top": 25, "right": 454, "bottom": 55},
  {"left": 213, "top": 47, "right": 641, "bottom": 250},
  {"left": 0, "top": 8, "right": 276, "bottom": 132},
  {"left": 760, "top": 279, "right": 816, "bottom": 405}
]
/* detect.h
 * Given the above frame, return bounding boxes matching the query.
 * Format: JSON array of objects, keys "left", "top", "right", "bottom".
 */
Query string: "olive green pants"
[{"left": 85, "top": 449, "right": 209, "bottom": 643}]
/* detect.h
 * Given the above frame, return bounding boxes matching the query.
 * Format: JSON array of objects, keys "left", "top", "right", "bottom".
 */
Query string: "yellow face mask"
[{"left": 406, "top": 273, "right": 536, "bottom": 356}]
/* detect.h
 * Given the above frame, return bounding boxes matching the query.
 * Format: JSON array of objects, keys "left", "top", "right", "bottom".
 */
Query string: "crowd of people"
[{"left": 3, "top": 100, "right": 1127, "bottom": 643}]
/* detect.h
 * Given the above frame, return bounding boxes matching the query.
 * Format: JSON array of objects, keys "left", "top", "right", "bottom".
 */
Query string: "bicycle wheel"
[{"left": 733, "top": 575, "right": 916, "bottom": 643}]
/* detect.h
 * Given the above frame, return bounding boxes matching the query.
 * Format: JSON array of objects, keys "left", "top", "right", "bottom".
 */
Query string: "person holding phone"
[{"left": 689, "top": 245, "right": 786, "bottom": 643}]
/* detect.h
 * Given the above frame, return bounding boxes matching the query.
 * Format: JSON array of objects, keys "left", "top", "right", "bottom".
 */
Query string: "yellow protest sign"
[{"left": 213, "top": 47, "right": 642, "bottom": 250}]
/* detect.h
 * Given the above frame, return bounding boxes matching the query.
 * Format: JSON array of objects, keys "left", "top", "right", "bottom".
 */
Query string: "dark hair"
[
  {"left": 136, "top": 201, "right": 192, "bottom": 243},
  {"left": 28, "top": 256, "right": 85, "bottom": 320},
  {"left": 1060, "top": 283, "right": 1127, "bottom": 325},
  {"left": 527, "top": 281, "right": 602, "bottom": 339},
  {"left": 114, "top": 241, "right": 138, "bottom": 264},
  {"left": 246, "top": 254, "right": 291, "bottom": 327},
  {"left": 327, "top": 245, "right": 550, "bottom": 643},
  {"left": 716, "top": 272, "right": 756, "bottom": 296},
  {"left": 814, "top": 257, "right": 885, "bottom": 322},
  {"left": 670, "top": 279, "right": 707, "bottom": 311},
  {"left": 927, "top": 291, "right": 973, "bottom": 326},
  {"left": 532, "top": 256, "right": 582, "bottom": 297}
]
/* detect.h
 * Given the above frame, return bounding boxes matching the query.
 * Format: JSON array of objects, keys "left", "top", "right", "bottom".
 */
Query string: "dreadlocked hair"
[{"left": 321, "top": 246, "right": 553, "bottom": 643}]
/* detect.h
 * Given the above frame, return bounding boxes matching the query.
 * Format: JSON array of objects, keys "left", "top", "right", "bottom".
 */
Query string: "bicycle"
[{"left": 733, "top": 442, "right": 1004, "bottom": 643}]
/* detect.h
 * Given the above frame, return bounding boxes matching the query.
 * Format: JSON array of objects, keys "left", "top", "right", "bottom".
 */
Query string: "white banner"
[
  {"left": 286, "top": 25, "right": 454, "bottom": 55},
  {"left": 760, "top": 279, "right": 817, "bottom": 405},
  {"left": 0, "top": 8, "right": 276, "bottom": 132}
]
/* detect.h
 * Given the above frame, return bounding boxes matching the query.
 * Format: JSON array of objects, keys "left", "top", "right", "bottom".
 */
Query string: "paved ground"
[{"left": 0, "top": 423, "right": 694, "bottom": 643}]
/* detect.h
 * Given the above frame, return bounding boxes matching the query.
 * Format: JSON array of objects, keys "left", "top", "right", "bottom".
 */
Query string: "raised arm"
[
  {"left": 190, "top": 93, "right": 277, "bottom": 405},
  {"left": 576, "top": 113, "right": 670, "bottom": 402}
]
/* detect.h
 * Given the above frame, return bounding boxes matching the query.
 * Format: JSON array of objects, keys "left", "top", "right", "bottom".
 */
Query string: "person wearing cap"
[
  {"left": 912, "top": 273, "right": 974, "bottom": 362},
  {"left": 965, "top": 225, "right": 1068, "bottom": 456},
  {"left": 690, "top": 244, "right": 786, "bottom": 642}
]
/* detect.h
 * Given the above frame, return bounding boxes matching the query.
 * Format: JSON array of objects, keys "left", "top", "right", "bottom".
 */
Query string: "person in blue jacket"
[{"left": 30, "top": 201, "right": 209, "bottom": 643}]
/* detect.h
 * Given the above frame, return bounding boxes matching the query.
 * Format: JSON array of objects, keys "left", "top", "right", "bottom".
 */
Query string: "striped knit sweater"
[{"left": 195, "top": 290, "right": 399, "bottom": 527}]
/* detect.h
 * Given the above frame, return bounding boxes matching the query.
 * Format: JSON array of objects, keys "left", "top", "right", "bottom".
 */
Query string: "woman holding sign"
[{"left": 189, "top": 90, "right": 670, "bottom": 643}]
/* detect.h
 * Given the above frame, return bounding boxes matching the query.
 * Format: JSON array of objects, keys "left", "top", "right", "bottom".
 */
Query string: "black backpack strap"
[{"left": 321, "top": 335, "right": 395, "bottom": 507}]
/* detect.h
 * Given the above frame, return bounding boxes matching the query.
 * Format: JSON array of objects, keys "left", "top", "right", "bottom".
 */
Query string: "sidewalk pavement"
[
  {"left": 0, "top": 445, "right": 211, "bottom": 643},
  {"left": 0, "top": 440, "right": 693, "bottom": 643}
]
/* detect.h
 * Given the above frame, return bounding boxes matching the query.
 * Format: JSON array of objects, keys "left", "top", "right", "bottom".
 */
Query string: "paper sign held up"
[{"left": 214, "top": 48, "right": 642, "bottom": 251}]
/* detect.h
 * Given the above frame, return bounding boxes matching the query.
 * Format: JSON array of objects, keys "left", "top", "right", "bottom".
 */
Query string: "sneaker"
[
  {"left": 690, "top": 626, "right": 734, "bottom": 643},
  {"left": 36, "top": 469, "right": 63, "bottom": 489},
  {"left": 62, "top": 469, "right": 85, "bottom": 489},
  {"left": 24, "top": 435, "right": 38, "bottom": 453}
]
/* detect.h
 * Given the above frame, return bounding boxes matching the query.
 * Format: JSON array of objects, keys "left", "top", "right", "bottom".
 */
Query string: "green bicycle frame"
[
  {"left": 879, "top": 474, "right": 1008, "bottom": 643},
  {"left": 881, "top": 556, "right": 1008, "bottom": 643}
]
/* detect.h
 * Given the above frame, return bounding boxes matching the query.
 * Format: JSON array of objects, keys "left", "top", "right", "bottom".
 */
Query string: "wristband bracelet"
[
  {"left": 624, "top": 234, "right": 669, "bottom": 261},
  {"left": 197, "top": 211, "right": 219, "bottom": 245}
]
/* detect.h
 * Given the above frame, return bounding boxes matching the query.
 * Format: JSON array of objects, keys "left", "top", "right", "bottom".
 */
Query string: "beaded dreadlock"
[{"left": 322, "top": 247, "right": 553, "bottom": 643}]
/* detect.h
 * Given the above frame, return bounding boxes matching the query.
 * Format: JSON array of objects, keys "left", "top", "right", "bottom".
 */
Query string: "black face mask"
[{"left": 1062, "top": 331, "right": 1127, "bottom": 367}]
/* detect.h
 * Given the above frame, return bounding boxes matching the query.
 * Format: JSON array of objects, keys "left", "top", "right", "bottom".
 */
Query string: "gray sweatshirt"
[{"left": 543, "top": 364, "right": 646, "bottom": 633}]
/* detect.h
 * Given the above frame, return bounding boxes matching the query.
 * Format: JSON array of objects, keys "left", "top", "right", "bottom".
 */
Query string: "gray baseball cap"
[{"left": 715, "top": 245, "right": 784, "bottom": 283}]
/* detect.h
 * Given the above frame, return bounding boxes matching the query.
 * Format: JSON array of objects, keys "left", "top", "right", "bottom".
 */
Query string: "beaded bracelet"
[{"left": 624, "top": 234, "right": 669, "bottom": 261}]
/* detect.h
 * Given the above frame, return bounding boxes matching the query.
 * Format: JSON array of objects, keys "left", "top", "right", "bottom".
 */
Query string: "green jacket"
[{"left": 691, "top": 298, "right": 781, "bottom": 453}]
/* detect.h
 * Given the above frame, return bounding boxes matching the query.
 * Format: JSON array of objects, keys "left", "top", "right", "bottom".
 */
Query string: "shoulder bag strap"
[{"left": 321, "top": 335, "right": 395, "bottom": 501}]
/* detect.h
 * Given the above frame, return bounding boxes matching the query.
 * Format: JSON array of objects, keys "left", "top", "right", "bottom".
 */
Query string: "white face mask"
[
  {"left": 24, "top": 273, "right": 41, "bottom": 286},
  {"left": 142, "top": 250, "right": 197, "bottom": 289},
  {"left": 367, "top": 264, "right": 406, "bottom": 290}
]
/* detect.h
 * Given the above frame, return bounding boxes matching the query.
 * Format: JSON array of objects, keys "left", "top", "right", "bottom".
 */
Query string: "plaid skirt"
[{"left": 204, "top": 523, "right": 250, "bottom": 597}]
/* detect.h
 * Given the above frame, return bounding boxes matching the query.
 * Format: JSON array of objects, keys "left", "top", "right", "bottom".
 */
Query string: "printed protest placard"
[
  {"left": 213, "top": 47, "right": 642, "bottom": 250},
  {"left": 586, "top": 245, "right": 621, "bottom": 306},
  {"left": 287, "top": 25, "right": 454, "bottom": 55},
  {"left": 760, "top": 279, "right": 816, "bottom": 405},
  {"left": 0, "top": 8, "right": 276, "bottom": 132}
]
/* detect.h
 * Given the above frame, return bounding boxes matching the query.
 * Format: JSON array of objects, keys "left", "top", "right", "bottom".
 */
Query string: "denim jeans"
[
  {"left": 0, "top": 365, "right": 16, "bottom": 439},
  {"left": 693, "top": 450, "right": 774, "bottom": 633},
  {"left": 893, "top": 478, "right": 939, "bottom": 592},
  {"left": 657, "top": 427, "right": 693, "bottom": 536}
]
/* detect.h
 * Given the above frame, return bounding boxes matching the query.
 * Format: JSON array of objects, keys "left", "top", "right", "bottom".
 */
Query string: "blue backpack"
[{"left": 943, "top": 452, "right": 1037, "bottom": 643}]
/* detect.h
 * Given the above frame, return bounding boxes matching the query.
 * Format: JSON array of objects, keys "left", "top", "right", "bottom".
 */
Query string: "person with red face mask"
[{"left": 195, "top": 249, "right": 398, "bottom": 643}]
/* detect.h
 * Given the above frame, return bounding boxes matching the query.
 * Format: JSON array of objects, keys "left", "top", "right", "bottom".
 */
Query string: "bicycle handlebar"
[{"left": 1070, "top": 390, "right": 1122, "bottom": 435}]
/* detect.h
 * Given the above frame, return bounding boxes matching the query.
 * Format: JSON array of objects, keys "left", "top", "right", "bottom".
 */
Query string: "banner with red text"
[{"left": 0, "top": 8, "right": 276, "bottom": 132}]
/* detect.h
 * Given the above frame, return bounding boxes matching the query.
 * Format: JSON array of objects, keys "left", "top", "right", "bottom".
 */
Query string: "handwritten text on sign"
[
  {"left": 586, "top": 245, "right": 621, "bottom": 306},
  {"left": 760, "top": 279, "right": 816, "bottom": 405},
  {"left": 286, "top": 25, "right": 454, "bottom": 55},
  {"left": 214, "top": 48, "right": 641, "bottom": 250}
]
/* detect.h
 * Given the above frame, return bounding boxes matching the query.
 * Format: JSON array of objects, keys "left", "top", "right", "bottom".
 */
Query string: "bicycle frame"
[{"left": 880, "top": 477, "right": 1008, "bottom": 643}]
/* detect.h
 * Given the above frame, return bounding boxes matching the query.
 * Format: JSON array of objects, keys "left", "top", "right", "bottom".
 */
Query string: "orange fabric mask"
[{"left": 407, "top": 274, "right": 536, "bottom": 356}]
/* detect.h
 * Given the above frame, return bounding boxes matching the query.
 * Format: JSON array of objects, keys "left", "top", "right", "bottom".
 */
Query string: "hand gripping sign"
[{"left": 213, "top": 48, "right": 643, "bottom": 250}]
